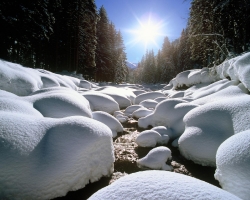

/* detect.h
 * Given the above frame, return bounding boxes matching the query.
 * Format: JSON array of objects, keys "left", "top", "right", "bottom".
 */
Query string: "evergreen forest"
[{"left": 0, "top": 0, "right": 250, "bottom": 83}]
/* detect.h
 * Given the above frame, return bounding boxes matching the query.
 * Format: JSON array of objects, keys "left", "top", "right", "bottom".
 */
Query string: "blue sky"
[{"left": 95, "top": 0, "right": 191, "bottom": 63}]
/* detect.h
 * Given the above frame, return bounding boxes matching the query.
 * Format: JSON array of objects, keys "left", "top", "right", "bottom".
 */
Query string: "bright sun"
[{"left": 126, "top": 13, "right": 166, "bottom": 50}]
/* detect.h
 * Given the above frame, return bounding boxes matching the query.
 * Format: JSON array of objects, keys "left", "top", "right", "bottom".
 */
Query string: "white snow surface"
[
  {"left": 137, "top": 146, "right": 173, "bottom": 171},
  {"left": 138, "top": 99, "right": 198, "bottom": 139},
  {"left": 179, "top": 94, "right": 250, "bottom": 167},
  {"left": 92, "top": 111, "right": 123, "bottom": 138},
  {"left": 0, "top": 60, "right": 81, "bottom": 96},
  {"left": 151, "top": 126, "right": 173, "bottom": 140},
  {"left": 132, "top": 107, "right": 153, "bottom": 119},
  {"left": 135, "top": 130, "right": 168, "bottom": 147},
  {"left": 134, "top": 91, "right": 166, "bottom": 104},
  {"left": 139, "top": 99, "right": 158, "bottom": 109},
  {"left": 0, "top": 90, "right": 114, "bottom": 200},
  {"left": 215, "top": 129, "right": 250, "bottom": 200},
  {"left": 89, "top": 171, "right": 240, "bottom": 200},
  {"left": 82, "top": 92, "right": 119, "bottom": 114}
]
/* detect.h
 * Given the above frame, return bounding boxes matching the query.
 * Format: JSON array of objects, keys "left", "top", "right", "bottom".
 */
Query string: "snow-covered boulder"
[
  {"left": 137, "top": 146, "right": 172, "bottom": 171},
  {"left": 92, "top": 111, "right": 123, "bottom": 137},
  {"left": 79, "top": 80, "right": 92, "bottom": 89},
  {"left": 151, "top": 126, "right": 174, "bottom": 140},
  {"left": 82, "top": 92, "right": 119, "bottom": 114},
  {"left": 132, "top": 90, "right": 147, "bottom": 96},
  {"left": 139, "top": 99, "right": 158, "bottom": 109},
  {"left": 215, "top": 130, "right": 250, "bottom": 200},
  {"left": 138, "top": 99, "right": 198, "bottom": 139},
  {"left": 171, "top": 68, "right": 218, "bottom": 89},
  {"left": 135, "top": 130, "right": 168, "bottom": 147},
  {"left": 0, "top": 60, "right": 79, "bottom": 96},
  {"left": 0, "top": 92, "right": 114, "bottom": 200},
  {"left": 89, "top": 171, "right": 240, "bottom": 200},
  {"left": 115, "top": 114, "right": 129, "bottom": 123},
  {"left": 124, "top": 105, "right": 143, "bottom": 116},
  {"left": 132, "top": 107, "right": 153, "bottom": 119},
  {"left": 134, "top": 91, "right": 166, "bottom": 104},
  {"left": 215, "top": 52, "right": 250, "bottom": 91},
  {"left": 154, "top": 97, "right": 168, "bottom": 103},
  {"left": 101, "top": 92, "right": 131, "bottom": 109},
  {"left": 179, "top": 94, "right": 250, "bottom": 167},
  {"left": 26, "top": 87, "right": 92, "bottom": 118}
]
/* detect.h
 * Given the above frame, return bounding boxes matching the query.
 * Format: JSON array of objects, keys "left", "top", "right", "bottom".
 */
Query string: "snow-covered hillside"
[
  {"left": 1, "top": 52, "right": 250, "bottom": 199},
  {"left": 126, "top": 60, "right": 137, "bottom": 69}
]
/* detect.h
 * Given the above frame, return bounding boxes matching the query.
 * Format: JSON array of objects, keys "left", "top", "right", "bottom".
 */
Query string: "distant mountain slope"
[{"left": 126, "top": 61, "right": 137, "bottom": 69}]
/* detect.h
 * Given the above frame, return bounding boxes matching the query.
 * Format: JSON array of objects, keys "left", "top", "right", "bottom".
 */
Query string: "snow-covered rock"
[
  {"left": 132, "top": 107, "right": 153, "bottom": 119},
  {"left": 179, "top": 94, "right": 250, "bottom": 167},
  {"left": 89, "top": 171, "right": 240, "bottom": 200},
  {"left": 82, "top": 92, "right": 119, "bottom": 114},
  {"left": 154, "top": 96, "right": 168, "bottom": 103},
  {"left": 138, "top": 99, "right": 198, "bottom": 139},
  {"left": 215, "top": 130, "right": 250, "bottom": 200},
  {"left": 137, "top": 146, "right": 173, "bottom": 171},
  {"left": 26, "top": 87, "right": 92, "bottom": 118},
  {"left": 0, "top": 60, "right": 79, "bottom": 96},
  {"left": 92, "top": 111, "right": 123, "bottom": 137},
  {"left": 124, "top": 105, "right": 143, "bottom": 116},
  {"left": 0, "top": 92, "right": 114, "bottom": 200},
  {"left": 79, "top": 80, "right": 92, "bottom": 89},
  {"left": 115, "top": 114, "right": 128, "bottom": 123},
  {"left": 135, "top": 130, "right": 167, "bottom": 147},
  {"left": 151, "top": 126, "right": 174, "bottom": 140},
  {"left": 139, "top": 99, "right": 158, "bottom": 109},
  {"left": 134, "top": 91, "right": 166, "bottom": 104}
]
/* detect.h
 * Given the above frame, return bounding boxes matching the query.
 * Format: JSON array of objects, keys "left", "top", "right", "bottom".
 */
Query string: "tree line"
[
  {"left": 0, "top": 0, "right": 128, "bottom": 82},
  {"left": 133, "top": 0, "right": 250, "bottom": 83}
]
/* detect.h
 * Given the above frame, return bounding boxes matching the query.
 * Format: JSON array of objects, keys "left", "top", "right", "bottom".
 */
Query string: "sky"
[{"left": 95, "top": 0, "right": 191, "bottom": 64}]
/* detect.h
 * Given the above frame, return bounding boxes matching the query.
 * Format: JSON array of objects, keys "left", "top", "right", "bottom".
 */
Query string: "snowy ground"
[{"left": 1, "top": 53, "right": 250, "bottom": 200}]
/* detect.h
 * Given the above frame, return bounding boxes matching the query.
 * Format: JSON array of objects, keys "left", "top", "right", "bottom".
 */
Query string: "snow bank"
[
  {"left": 0, "top": 91, "right": 114, "bottom": 200},
  {"left": 134, "top": 91, "right": 166, "bottom": 104},
  {"left": 89, "top": 171, "right": 240, "bottom": 200},
  {"left": 179, "top": 94, "right": 250, "bottom": 167},
  {"left": 0, "top": 60, "right": 79, "bottom": 96},
  {"left": 215, "top": 52, "right": 250, "bottom": 91},
  {"left": 92, "top": 111, "right": 123, "bottom": 138},
  {"left": 135, "top": 130, "right": 168, "bottom": 147},
  {"left": 138, "top": 99, "right": 198, "bottom": 139},
  {"left": 170, "top": 68, "right": 218, "bottom": 90},
  {"left": 215, "top": 130, "right": 250, "bottom": 200},
  {"left": 137, "top": 147, "right": 172, "bottom": 171},
  {"left": 82, "top": 92, "right": 119, "bottom": 114}
]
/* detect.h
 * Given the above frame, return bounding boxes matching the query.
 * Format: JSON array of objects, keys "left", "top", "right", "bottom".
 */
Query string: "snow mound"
[
  {"left": 171, "top": 67, "right": 218, "bottom": 89},
  {"left": 139, "top": 99, "right": 158, "bottom": 109},
  {"left": 134, "top": 91, "right": 166, "bottom": 104},
  {"left": 154, "top": 97, "right": 168, "bottom": 103},
  {"left": 124, "top": 105, "right": 143, "bottom": 116},
  {"left": 135, "top": 130, "right": 167, "bottom": 147},
  {"left": 138, "top": 99, "right": 198, "bottom": 139},
  {"left": 179, "top": 94, "right": 250, "bottom": 167},
  {"left": 27, "top": 87, "right": 92, "bottom": 118},
  {"left": 89, "top": 171, "right": 240, "bottom": 200},
  {"left": 132, "top": 107, "right": 153, "bottom": 119},
  {"left": 137, "top": 146, "right": 173, "bottom": 171},
  {"left": 215, "top": 129, "right": 250, "bottom": 199},
  {"left": 215, "top": 52, "right": 250, "bottom": 91},
  {"left": 101, "top": 92, "right": 131, "bottom": 109},
  {"left": 151, "top": 126, "right": 174, "bottom": 140},
  {"left": 115, "top": 114, "right": 128, "bottom": 123},
  {"left": 0, "top": 60, "right": 79, "bottom": 96},
  {"left": 79, "top": 80, "right": 92, "bottom": 89},
  {"left": 0, "top": 100, "right": 114, "bottom": 200},
  {"left": 132, "top": 90, "right": 147, "bottom": 96},
  {"left": 82, "top": 92, "right": 119, "bottom": 114},
  {"left": 92, "top": 111, "right": 123, "bottom": 138}
]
